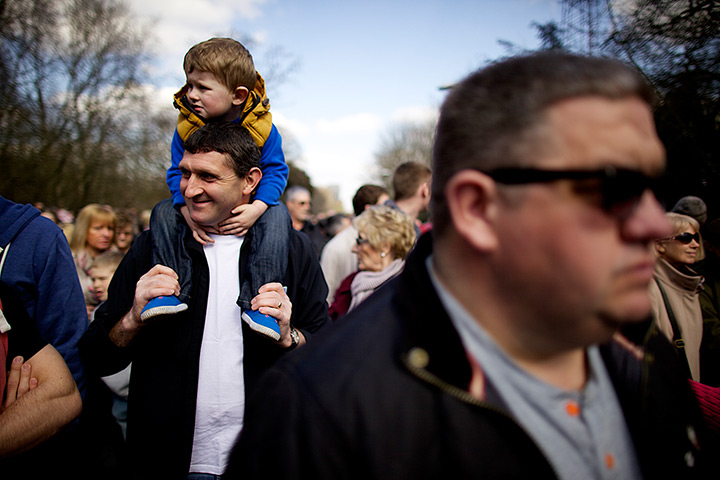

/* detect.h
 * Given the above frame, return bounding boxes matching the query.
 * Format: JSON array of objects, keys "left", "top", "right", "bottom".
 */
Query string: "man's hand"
[
  {"left": 3, "top": 357, "right": 38, "bottom": 411},
  {"left": 250, "top": 283, "right": 304, "bottom": 348},
  {"left": 109, "top": 265, "right": 182, "bottom": 347},
  {"left": 180, "top": 205, "right": 217, "bottom": 245},
  {"left": 219, "top": 200, "right": 268, "bottom": 237},
  {"left": 0, "top": 345, "right": 81, "bottom": 458}
]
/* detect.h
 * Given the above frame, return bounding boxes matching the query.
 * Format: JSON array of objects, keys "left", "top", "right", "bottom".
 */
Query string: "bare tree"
[
  {"left": 374, "top": 118, "right": 436, "bottom": 192},
  {"left": 0, "top": 0, "right": 169, "bottom": 211},
  {"left": 502, "top": 1, "right": 719, "bottom": 214},
  {"left": 555, "top": 0, "right": 720, "bottom": 213}
]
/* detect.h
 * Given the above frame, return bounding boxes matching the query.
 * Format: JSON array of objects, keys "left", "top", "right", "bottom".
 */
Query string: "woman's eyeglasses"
[
  {"left": 355, "top": 236, "right": 370, "bottom": 246},
  {"left": 670, "top": 232, "right": 700, "bottom": 244}
]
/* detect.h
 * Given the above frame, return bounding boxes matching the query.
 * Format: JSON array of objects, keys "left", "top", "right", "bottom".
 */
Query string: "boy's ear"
[{"left": 232, "top": 86, "right": 250, "bottom": 106}]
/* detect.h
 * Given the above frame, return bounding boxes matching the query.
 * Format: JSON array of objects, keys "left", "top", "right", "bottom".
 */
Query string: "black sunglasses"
[
  {"left": 355, "top": 236, "right": 370, "bottom": 246},
  {"left": 671, "top": 232, "right": 700, "bottom": 244},
  {"left": 482, "top": 166, "right": 662, "bottom": 217}
]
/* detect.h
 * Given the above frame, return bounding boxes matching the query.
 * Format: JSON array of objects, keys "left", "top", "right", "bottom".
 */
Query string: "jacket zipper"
[
  {"left": 401, "top": 352, "right": 559, "bottom": 477},
  {"left": 402, "top": 354, "right": 516, "bottom": 415}
]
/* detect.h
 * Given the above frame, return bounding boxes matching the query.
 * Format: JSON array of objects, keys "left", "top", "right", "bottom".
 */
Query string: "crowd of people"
[{"left": 1, "top": 38, "right": 719, "bottom": 480}]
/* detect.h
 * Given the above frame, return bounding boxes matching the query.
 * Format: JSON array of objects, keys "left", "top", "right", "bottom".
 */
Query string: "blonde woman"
[
  {"left": 329, "top": 205, "right": 416, "bottom": 320},
  {"left": 650, "top": 212, "right": 705, "bottom": 381},
  {"left": 70, "top": 204, "right": 116, "bottom": 315}
]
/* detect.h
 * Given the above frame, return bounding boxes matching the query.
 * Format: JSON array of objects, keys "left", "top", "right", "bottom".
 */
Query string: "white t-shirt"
[{"left": 190, "top": 234, "right": 245, "bottom": 475}]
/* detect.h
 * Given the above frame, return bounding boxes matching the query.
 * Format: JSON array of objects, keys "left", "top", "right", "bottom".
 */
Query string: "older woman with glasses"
[
  {"left": 650, "top": 212, "right": 705, "bottom": 381},
  {"left": 329, "top": 205, "right": 416, "bottom": 321}
]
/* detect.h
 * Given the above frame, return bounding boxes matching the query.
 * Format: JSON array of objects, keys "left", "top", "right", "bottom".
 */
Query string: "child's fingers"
[{"left": 191, "top": 230, "right": 208, "bottom": 245}]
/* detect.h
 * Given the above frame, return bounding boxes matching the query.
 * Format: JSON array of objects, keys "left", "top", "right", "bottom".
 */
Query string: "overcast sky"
[{"left": 129, "top": 0, "right": 560, "bottom": 210}]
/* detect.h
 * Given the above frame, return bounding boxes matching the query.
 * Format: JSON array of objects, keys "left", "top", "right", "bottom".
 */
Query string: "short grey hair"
[{"left": 285, "top": 186, "right": 310, "bottom": 202}]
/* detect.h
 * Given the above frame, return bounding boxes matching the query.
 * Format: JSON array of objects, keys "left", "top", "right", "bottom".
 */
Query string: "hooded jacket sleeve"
[{"left": 253, "top": 124, "right": 288, "bottom": 206}]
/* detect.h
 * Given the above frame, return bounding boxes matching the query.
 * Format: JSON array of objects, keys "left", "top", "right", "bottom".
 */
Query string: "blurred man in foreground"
[{"left": 228, "top": 52, "right": 711, "bottom": 479}]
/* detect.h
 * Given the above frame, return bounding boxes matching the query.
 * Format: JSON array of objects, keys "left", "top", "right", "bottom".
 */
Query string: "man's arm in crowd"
[
  {"left": 80, "top": 232, "right": 177, "bottom": 377},
  {"left": 108, "top": 264, "right": 182, "bottom": 347},
  {"left": 0, "top": 345, "right": 81, "bottom": 457}
]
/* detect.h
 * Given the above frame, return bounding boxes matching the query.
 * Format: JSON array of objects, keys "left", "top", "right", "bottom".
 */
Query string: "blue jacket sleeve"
[
  {"left": 167, "top": 129, "right": 186, "bottom": 207},
  {"left": 34, "top": 228, "right": 89, "bottom": 396},
  {"left": 254, "top": 125, "right": 288, "bottom": 206}
]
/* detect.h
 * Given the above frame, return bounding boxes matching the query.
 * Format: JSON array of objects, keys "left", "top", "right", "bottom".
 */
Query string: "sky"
[{"left": 129, "top": 0, "right": 561, "bottom": 211}]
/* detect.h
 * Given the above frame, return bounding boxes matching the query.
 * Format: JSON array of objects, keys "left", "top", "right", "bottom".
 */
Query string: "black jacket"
[
  {"left": 228, "top": 232, "right": 710, "bottom": 479},
  {"left": 79, "top": 227, "right": 330, "bottom": 478}
]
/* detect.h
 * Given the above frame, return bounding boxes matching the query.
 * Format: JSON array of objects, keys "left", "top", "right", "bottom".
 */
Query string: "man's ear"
[
  {"left": 232, "top": 86, "right": 249, "bottom": 106},
  {"left": 445, "top": 170, "right": 499, "bottom": 252},
  {"left": 242, "top": 167, "right": 262, "bottom": 195}
]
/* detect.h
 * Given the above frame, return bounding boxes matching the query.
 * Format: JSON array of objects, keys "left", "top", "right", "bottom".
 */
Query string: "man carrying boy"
[
  {"left": 145, "top": 37, "right": 292, "bottom": 341},
  {"left": 80, "top": 122, "right": 329, "bottom": 478}
]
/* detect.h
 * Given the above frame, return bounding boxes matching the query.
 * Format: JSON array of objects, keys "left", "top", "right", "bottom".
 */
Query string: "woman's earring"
[{"left": 380, "top": 252, "right": 386, "bottom": 258}]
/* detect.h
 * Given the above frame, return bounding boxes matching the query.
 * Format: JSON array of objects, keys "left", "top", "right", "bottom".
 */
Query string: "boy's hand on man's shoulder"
[{"left": 219, "top": 201, "right": 268, "bottom": 237}]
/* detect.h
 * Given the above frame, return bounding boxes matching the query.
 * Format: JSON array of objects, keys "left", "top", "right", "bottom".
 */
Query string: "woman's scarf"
[{"left": 348, "top": 258, "right": 405, "bottom": 313}]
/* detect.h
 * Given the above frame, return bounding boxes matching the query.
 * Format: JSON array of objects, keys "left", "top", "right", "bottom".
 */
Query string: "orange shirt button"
[
  {"left": 605, "top": 453, "right": 615, "bottom": 469},
  {"left": 564, "top": 401, "right": 580, "bottom": 417}
]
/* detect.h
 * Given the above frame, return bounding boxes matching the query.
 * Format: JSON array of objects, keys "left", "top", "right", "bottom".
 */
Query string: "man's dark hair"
[
  {"left": 432, "top": 51, "right": 655, "bottom": 235},
  {"left": 352, "top": 184, "right": 388, "bottom": 216},
  {"left": 322, "top": 213, "right": 351, "bottom": 237},
  {"left": 392, "top": 162, "right": 431, "bottom": 202},
  {"left": 184, "top": 122, "right": 260, "bottom": 178}
]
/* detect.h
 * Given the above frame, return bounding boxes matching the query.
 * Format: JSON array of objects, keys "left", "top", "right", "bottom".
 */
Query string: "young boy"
[
  {"left": 144, "top": 37, "right": 291, "bottom": 341},
  {"left": 89, "top": 251, "right": 132, "bottom": 444},
  {"left": 90, "top": 251, "right": 126, "bottom": 308}
]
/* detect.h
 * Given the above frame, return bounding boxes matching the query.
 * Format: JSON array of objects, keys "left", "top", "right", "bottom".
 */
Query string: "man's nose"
[
  {"left": 621, "top": 190, "right": 672, "bottom": 242},
  {"left": 184, "top": 175, "right": 202, "bottom": 197}
]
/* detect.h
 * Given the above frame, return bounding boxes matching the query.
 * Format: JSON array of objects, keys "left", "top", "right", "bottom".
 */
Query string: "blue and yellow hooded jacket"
[{"left": 172, "top": 71, "right": 273, "bottom": 147}]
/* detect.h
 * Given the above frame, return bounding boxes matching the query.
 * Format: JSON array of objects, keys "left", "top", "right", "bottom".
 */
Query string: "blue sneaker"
[
  {"left": 242, "top": 309, "right": 281, "bottom": 341},
  {"left": 140, "top": 295, "right": 188, "bottom": 321}
]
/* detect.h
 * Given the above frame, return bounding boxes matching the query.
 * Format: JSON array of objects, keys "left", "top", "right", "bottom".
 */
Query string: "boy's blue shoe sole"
[
  {"left": 140, "top": 295, "right": 188, "bottom": 321},
  {"left": 242, "top": 309, "right": 281, "bottom": 341}
]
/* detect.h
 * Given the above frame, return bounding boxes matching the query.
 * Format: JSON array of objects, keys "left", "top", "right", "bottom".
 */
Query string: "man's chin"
[
  {"left": 187, "top": 212, "right": 209, "bottom": 228},
  {"left": 600, "top": 303, "right": 652, "bottom": 330}
]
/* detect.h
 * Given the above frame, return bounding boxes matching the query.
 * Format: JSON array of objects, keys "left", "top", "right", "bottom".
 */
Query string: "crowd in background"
[
  {"left": 28, "top": 189, "right": 720, "bottom": 398},
  {"left": 3, "top": 46, "right": 720, "bottom": 480}
]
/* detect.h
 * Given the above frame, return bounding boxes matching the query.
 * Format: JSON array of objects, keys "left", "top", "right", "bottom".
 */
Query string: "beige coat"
[{"left": 649, "top": 258, "right": 704, "bottom": 381}]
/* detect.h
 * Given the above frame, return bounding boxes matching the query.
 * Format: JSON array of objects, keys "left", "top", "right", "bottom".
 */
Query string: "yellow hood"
[{"left": 173, "top": 71, "right": 272, "bottom": 147}]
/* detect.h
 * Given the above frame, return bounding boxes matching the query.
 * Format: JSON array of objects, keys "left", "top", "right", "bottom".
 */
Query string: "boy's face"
[
  {"left": 90, "top": 265, "right": 116, "bottom": 302},
  {"left": 185, "top": 70, "right": 247, "bottom": 122},
  {"left": 115, "top": 225, "right": 134, "bottom": 251}
]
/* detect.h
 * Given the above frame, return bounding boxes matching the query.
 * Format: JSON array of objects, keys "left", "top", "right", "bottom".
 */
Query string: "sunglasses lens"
[
  {"left": 674, "top": 233, "right": 698, "bottom": 244},
  {"left": 602, "top": 171, "right": 649, "bottom": 216}
]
